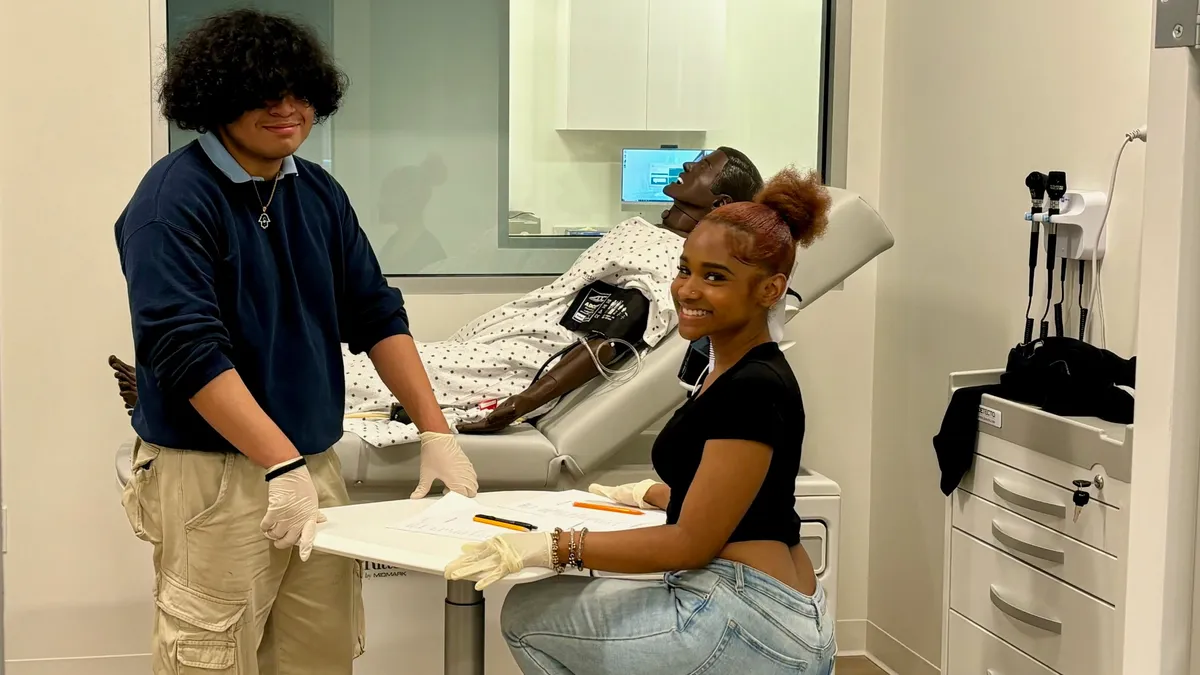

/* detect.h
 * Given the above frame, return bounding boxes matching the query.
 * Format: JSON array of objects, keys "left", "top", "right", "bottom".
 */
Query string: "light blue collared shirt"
[{"left": 198, "top": 132, "right": 298, "bottom": 183}]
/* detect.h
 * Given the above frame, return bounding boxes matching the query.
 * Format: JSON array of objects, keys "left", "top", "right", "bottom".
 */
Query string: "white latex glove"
[
  {"left": 411, "top": 431, "right": 479, "bottom": 499},
  {"left": 260, "top": 463, "right": 326, "bottom": 562},
  {"left": 588, "top": 479, "right": 660, "bottom": 510},
  {"left": 444, "top": 532, "right": 554, "bottom": 590}
]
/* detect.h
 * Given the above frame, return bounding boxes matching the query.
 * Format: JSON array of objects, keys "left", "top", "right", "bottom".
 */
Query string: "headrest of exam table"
[{"left": 787, "top": 187, "right": 894, "bottom": 310}]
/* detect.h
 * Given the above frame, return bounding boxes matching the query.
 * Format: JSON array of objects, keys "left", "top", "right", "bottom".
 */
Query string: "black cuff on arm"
[{"left": 265, "top": 457, "right": 307, "bottom": 482}]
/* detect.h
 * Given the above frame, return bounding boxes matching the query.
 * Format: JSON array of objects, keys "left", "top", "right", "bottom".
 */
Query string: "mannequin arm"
[
  {"left": 109, "top": 355, "right": 138, "bottom": 415},
  {"left": 457, "top": 337, "right": 619, "bottom": 434}
]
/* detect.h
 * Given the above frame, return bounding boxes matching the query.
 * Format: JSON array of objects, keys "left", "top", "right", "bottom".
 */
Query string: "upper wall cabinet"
[{"left": 554, "top": 0, "right": 727, "bottom": 131}]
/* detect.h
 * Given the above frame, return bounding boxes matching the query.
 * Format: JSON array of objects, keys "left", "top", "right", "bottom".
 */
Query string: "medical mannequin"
[
  {"left": 445, "top": 167, "right": 836, "bottom": 674},
  {"left": 459, "top": 148, "right": 765, "bottom": 432}
]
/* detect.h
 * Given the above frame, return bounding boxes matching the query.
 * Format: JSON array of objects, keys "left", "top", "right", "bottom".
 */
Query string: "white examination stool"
[{"left": 114, "top": 188, "right": 891, "bottom": 675}]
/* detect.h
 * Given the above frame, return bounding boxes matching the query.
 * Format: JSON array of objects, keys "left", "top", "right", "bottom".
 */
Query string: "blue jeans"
[{"left": 501, "top": 559, "right": 836, "bottom": 674}]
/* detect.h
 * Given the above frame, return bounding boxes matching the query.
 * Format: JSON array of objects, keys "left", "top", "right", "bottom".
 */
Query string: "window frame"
[{"left": 147, "top": 0, "right": 853, "bottom": 295}]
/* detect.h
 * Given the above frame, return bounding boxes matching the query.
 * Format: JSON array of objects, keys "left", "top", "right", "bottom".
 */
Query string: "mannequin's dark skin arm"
[
  {"left": 109, "top": 355, "right": 138, "bottom": 415},
  {"left": 457, "top": 337, "right": 620, "bottom": 434},
  {"left": 114, "top": 344, "right": 623, "bottom": 434}
]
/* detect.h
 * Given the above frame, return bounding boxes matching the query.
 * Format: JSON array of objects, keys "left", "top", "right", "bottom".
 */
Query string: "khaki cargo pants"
[{"left": 121, "top": 439, "right": 365, "bottom": 674}]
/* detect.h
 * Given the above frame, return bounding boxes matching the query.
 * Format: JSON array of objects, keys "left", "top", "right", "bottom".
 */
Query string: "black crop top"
[{"left": 651, "top": 342, "right": 804, "bottom": 547}]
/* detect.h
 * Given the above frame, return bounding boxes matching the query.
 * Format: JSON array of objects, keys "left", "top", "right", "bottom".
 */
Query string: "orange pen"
[{"left": 572, "top": 501, "right": 644, "bottom": 516}]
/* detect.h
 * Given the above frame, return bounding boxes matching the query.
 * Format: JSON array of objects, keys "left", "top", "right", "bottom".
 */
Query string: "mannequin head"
[{"left": 660, "top": 147, "right": 763, "bottom": 236}]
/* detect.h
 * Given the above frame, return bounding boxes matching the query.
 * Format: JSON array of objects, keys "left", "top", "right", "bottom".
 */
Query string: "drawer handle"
[
  {"left": 991, "top": 521, "right": 1065, "bottom": 564},
  {"left": 992, "top": 479, "right": 1066, "bottom": 518},
  {"left": 989, "top": 586, "right": 1062, "bottom": 634}
]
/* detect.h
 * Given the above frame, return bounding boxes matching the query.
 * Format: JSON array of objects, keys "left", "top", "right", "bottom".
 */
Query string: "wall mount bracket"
[{"left": 1155, "top": 0, "right": 1200, "bottom": 49}]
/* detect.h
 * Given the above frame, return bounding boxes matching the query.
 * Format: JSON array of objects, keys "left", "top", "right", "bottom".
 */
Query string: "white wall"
[
  {"left": 1, "top": 1, "right": 156, "bottom": 671},
  {"left": 832, "top": 0, "right": 888, "bottom": 650},
  {"left": 866, "top": 0, "right": 1152, "bottom": 671},
  {"left": 0, "top": 0, "right": 882, "bottom": 670}
]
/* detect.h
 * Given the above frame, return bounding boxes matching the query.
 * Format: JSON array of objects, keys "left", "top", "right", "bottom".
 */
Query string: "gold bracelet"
[{"left": 566, "top": 529, "right": 577, "bottom": 570}]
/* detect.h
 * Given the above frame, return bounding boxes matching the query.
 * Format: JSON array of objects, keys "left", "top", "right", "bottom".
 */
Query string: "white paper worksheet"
[
  {"left": 503, "top": 490, "right": 666, "bottom": 532},
  {"left": 388, "top": 492, "right": 580, "bottom": 542},
  {"left": 388, "top": 491, "right": 665, "bottom": 542}
]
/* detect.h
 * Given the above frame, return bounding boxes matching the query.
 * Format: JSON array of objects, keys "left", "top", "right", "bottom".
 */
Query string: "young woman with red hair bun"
[{"left": 446, "top": 168, "right": 836, "bottom": 675}]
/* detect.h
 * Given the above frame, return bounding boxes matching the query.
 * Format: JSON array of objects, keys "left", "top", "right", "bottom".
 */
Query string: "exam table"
[
  {"left": 114, "top": 188, "right": 891, "bottom": 674},
  {"left": 115, "top": 187, "right": 893, "bottom": 496}
]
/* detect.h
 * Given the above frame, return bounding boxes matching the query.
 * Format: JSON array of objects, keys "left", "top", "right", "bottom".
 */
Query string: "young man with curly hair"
[{"left": 115, "top": 10, "right": 477, "bottom": 673}]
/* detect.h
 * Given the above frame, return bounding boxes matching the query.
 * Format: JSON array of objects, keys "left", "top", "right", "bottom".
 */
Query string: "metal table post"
[{"left": 444, "top": 580, "right": 485, "bottom": 675}]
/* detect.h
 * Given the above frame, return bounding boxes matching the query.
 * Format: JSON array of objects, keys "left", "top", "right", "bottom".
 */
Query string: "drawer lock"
[{"left": 1072, "top": 479, "right": 1092, "bottom": 523}]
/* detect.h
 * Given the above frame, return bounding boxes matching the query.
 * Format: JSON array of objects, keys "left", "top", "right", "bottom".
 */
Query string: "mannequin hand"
[
  {"left": 411, "top": 431, "right": 479, "bottom": 499},
  {"left": 259, "top": 464, "right": 326, "bottom": 562},
  {"left": 456, "top": 394, "right": 530, "bottom": 434},
  {"left": 109, "top": 355, "right": 138, "bottom": 413},
  {"left": 588, "top": 479, "right": 660, "bottom": 510},
  {"left": 444, "top": 532, "right": 554, "bottom": 590}
]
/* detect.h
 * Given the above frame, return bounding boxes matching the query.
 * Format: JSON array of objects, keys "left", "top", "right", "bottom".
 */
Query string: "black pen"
[{"left": 474, "top": 513, "right": 537, "bottom": 532}]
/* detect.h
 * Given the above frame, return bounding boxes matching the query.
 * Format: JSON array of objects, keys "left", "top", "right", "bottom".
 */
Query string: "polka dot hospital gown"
[{"left": 342, "top": 218, "right": 683, "bottom": 448}]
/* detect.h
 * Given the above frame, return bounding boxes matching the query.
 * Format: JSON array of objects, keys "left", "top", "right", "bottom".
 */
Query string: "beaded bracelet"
[
  {"left": 574, "top": 528, "right": 589, "bottom": 571},
  {"left": 551, "top": 528, "right": 566, "bottom": 573}
]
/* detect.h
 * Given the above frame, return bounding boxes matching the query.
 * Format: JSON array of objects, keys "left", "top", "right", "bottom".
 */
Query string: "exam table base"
[{"left": 445, "top": 580, "right": 485, "bottom": 675}]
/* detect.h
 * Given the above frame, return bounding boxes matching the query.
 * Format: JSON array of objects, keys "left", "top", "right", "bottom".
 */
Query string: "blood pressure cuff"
[{"left": 559, "top": 280, "right": 651, "bottom": 350}]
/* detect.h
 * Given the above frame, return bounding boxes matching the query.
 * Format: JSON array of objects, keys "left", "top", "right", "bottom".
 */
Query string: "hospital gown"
[{"left": 342, "top": 217, "right": 682, "bottom": 448}]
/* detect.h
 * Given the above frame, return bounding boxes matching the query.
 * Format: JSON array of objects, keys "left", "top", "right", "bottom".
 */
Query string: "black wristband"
[{"left": 265, "top": 457, "right": 307, "bottom": 482}]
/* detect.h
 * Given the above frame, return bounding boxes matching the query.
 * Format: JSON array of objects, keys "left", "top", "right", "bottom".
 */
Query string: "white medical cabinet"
[{"left": 940, "top": 370, "right": 1133, "bottom": 675}]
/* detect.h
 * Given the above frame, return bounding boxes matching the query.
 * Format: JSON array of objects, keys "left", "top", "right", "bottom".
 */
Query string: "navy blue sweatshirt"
[{"left": 116, "top": 136, "right": 409, "bottom": 456}]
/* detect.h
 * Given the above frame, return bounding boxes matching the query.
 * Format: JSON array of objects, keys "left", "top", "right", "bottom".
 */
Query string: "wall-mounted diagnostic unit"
[{"left": 621, "top": 148, "right": 712, "bottom": 208}]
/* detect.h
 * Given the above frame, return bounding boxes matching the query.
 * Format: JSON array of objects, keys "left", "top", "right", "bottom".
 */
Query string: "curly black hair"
[{"left": 159, "top": 9, "right": 348, "bottom": 133}]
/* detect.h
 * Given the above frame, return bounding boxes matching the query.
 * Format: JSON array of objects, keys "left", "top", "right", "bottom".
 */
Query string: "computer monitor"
[{"left": 621, "top": 148, "right": 713, "bottom": 207}]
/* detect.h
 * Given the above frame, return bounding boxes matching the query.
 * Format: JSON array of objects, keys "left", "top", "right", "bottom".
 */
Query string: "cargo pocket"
[
  {"left": 177, "top": 640, "right": 237, "bottom": 671},
  {"left": 121, "top": 439, "right": 161, "bottom": 544},
  {"left": 156, "top": 575, "right": 247, "bottom": 673}
]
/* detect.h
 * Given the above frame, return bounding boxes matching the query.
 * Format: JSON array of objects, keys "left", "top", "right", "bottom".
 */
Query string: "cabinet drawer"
[
  {"left": 946, "top": 610, "right": 1057, "bottom": 675},
  {"left": 950, "top": 530, "right": 1116, "bottom": 675},
  {"left": 951, "top": 490, "right": 1121, "bottom": 602},
  {"left": 960, "top": 455, "right": 1127, "bottom": 556}
]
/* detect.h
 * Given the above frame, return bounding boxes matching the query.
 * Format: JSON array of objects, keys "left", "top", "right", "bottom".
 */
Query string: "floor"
[{"left": 836, "top": 655, "right": 888, "bottom": 675}]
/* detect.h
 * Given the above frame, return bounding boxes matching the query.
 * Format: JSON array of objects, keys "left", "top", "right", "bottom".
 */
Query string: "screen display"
[{"left": 621, "top": 148, "right": 712, "bottom": 204}]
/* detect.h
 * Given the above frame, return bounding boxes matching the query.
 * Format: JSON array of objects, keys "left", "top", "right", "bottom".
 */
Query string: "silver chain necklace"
[{"left": 251, "top": 172, "right": 282, "bottom": 230}]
